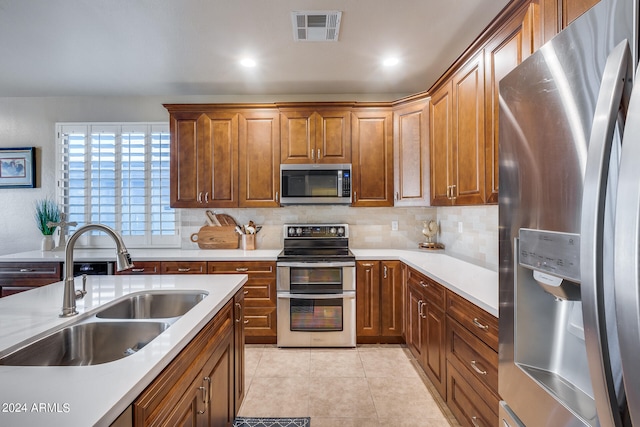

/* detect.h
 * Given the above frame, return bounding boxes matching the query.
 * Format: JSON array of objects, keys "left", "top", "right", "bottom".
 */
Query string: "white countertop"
[
  {"left": 0, "top": 274, "right": 247, "bottom": 427},
  {"left": 0, "top": 247, "right": 498, "bottom": 316}
]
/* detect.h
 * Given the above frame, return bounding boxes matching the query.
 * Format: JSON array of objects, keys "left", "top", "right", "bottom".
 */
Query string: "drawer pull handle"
[
  {"left": 131, "top": 268, "right": 145, "bottom": 273},
  {"left": 244, "top": 319, "right": 250, "bottom": 324},
  {"left": 243, "top": 290, "right": 249, "bottom": 295},
  {"left": 420, "top": 280, "right": 428, "bottom": 288},
  {"left": 472, "top": 318, "right": 489, "bottom": 330},
  {"left": 470, "top": 360, "right": 487, "bottom": 376},
  {"left": 177, "top": 268, "right": 191, "bottom": 272},
  {"left": 471, "top": 416, "right": 481, "bottom": 427},
  {"left": 19, "top": 268, "right": 35, "bottom": 272},
  {"left": 362, "top": 263, "right": 375, "bottom": 267},
  {"left": 235, "top": 267, "right": 249, "bottom": 272}
]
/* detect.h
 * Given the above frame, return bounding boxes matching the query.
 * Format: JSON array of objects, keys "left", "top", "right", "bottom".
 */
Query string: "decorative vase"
[{"left": 41, "top": 235, "right": 54, "bottom": 251}]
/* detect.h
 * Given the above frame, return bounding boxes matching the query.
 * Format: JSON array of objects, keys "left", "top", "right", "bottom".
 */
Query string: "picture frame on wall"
[{"left": 0, "top": 147, "right": 36, "bottom": 188}]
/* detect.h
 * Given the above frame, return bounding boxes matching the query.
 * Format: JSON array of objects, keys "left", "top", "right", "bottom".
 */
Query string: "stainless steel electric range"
[{"left": 276, "top": 224, "right": 356, "bottom": 347}]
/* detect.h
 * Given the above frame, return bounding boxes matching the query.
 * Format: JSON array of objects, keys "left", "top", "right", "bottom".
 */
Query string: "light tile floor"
[{"left": 238, "top": 344, "right": 461, "bottom": 426}]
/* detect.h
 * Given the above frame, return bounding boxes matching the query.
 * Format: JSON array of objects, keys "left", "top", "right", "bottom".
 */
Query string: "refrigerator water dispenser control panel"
[{"left": 518, "top": 228, "right": 580, "bottom": 282}]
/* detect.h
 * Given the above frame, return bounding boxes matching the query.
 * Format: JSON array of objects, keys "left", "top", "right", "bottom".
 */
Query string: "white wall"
[{"left": 0, "top": 95, "right": 498, "bottom": 271}]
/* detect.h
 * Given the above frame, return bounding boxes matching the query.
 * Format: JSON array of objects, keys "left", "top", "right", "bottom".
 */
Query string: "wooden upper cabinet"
[
  {"left": 484, "top": 6, "right": 531, "bottom": 204},
  {"left": 239, "top": 110, "right": 281, "bottom": 207},
  {"left": 280, "top": 109, "right": 351, "bottom": 164},
  {"left": 532, "top": 0, "right": 600, "bottom": 46},
  {"left": 351, "top": 109, "right": 394, "bottom": 207},
  {"left": 168, "top": 109, "right": 238, "bottom": 208},
  {"left": 430, "top": 51, "right": 485, "bottom": 206},
  {"left": 429, "top": 84, "right": 454, "bottom": 206},
  {"left": 452, "top": 51, "right": 486, "bottom": 206},
  {"left": 393, "top": 98, "right": 430, "bottom": 206}
]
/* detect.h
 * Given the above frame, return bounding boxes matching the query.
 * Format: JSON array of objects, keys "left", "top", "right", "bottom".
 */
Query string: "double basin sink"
[{"left": 0, "top": 291, "right": 208, "bottom": 366}]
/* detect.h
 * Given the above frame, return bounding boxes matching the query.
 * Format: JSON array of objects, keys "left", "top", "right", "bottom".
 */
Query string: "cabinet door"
[
  {"left": 233, "top": 290, "right": 246, "bottom": 413},
  {"left": 429, "top": 83, "right": 454, "bottom": 206},
  {"left": 280, "top": 110, "right": 315, "bottom": 164},
  {"left": 170, "top": 112, "right": 203, "bottom": 207},
  {"left": 203, "top": 328, "right": 234, "bottom": 427},
  {"left": 201, "top": 112, "right": 239, "bottom": 207},
  {"left": 563, "top": 0, "right": 600, "bottom": 27},
  {"left": 424, "top": 302, "right": 446, "bottom": 398},
  {"left": 393, "top": 100, "right": 430, "bottom": 206},
  {"left": 356, "top": 261, "right": 381, "bottom": 338},
  {"left": 452, "top": 51, "right": 485, "bottom": 205},
  {"left": 380, "top": 261, "right": 403, "bottom": 338},
  {"left": 315, "top": 110, "right": 351, "bottom": 164},
  {"left": 238, "top": 110, "right": 280, "bottom": 207},
  {"left": 406, "top": 280, "right": 425, "bottom": 363},
  {"left": 484, "top": 12, "right": 528, "bottom": 204},
  {"left": 351, "top": 109, "right": 394, "bottom": 206}
]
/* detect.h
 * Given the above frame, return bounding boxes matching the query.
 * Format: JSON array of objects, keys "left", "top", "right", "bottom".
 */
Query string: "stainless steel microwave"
[{"left": 280, "top": 164, "right": 352, "bottom": 205}]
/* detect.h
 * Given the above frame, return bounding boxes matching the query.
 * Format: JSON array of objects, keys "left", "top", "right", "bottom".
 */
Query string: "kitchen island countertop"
[{"left": 0, "top": 274, "right": 247, "bottom": 427}]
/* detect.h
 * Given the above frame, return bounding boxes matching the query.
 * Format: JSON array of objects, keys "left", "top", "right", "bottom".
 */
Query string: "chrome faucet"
[{"left": 60, "top": 224, "right": 134, "bottom": 317}]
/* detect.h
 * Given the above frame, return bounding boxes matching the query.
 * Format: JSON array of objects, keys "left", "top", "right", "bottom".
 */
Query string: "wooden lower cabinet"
[
  {"left": 233, "top": 289, "right": 246, "bottom": 412},
  {"left": 445, "top": 290, "right": 499, "bottom": 427},
  {"left": 134, "top": 293, "right": 243, "bottom": 427},
  {"left": 405, "top": 267, "right": 446, "bottom": 398},
  {"left": 160, "top": 261, "right": 207, "bottom": 275},
  {"left": 116, "top": 261, "right": 161, "bottom": 275},
  {"left": 355, "top": 260, "right": 403, "bottom": 343},
  {"left": 208, "top": 261, "right": 277, "bottom": 343},
  {"left": 0, "top": 262, "right": 62, "bottom": 297}
]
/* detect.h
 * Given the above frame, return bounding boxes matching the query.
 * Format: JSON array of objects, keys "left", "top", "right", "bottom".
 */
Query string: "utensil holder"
[{"left": 241, "top": 234, "right": 256, "bottom": 250}]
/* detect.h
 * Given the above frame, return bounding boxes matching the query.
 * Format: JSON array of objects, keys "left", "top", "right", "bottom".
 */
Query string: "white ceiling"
[{"left": 0, "top": 0, "right": 510, "bottom": 97}]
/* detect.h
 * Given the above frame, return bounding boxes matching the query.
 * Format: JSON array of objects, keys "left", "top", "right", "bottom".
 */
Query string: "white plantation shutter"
[{"left": 56, "top": 123, "right": 179, "bottom": 248}]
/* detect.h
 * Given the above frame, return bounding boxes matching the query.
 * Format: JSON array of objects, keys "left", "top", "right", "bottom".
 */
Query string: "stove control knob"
[
  {"left": 337, "top": 227, "right": 345, "bottom": 236},
  {"left": 296, "top": 227, "right": 303, "bottom": 236},
  {"left": 288, "top": 227, "right": 296, "bottom": 236},
  {"left": 330, "top": 227, "right": 337, "bottom": 235}
]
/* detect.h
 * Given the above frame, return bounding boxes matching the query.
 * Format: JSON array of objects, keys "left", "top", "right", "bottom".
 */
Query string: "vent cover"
[{"left": 291, "top": 11, "right": 342, "bottom": 42}]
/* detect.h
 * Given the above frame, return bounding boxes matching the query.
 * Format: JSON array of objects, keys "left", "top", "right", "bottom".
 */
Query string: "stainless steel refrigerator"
[{"left": 498, "top": 0, "right": 640, "bottom": 425}]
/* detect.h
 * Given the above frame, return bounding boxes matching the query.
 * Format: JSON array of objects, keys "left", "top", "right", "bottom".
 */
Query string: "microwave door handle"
[
  {"left": 580, "top": 39, "right": 630, "bottom": 427},
  {"left": 277, "top": 293, "right": 355, "bottom": 300}
]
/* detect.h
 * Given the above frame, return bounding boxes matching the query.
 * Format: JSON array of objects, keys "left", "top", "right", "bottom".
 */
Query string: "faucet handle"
[{"left": 75, "top": 274, "right": 88, "bottom": 299}]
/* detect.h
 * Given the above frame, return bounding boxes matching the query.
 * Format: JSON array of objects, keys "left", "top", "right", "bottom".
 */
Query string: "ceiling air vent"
[{"left": 291, "top": 11, "right": 342, "bottom": 42}]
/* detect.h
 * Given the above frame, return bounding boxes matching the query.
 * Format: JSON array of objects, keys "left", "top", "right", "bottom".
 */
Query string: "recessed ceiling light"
[
  {"left": 240, "top": 58, "right": 256, "bottom": 68},
  {"left": 383, "top": 57, "right": 399, "bottom": 67}
]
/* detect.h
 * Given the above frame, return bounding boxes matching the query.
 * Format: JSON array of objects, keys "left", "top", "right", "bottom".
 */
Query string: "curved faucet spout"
[{"left": 61, "top": 224, "right": 134, "bottom": 317}]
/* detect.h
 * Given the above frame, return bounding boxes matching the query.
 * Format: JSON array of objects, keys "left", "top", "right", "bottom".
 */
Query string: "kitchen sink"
[
  {"left": 96, "top": 291, "right": 208, "bottom": 319},
  {"left": 0, "top": 321, "right": 170, "bottom": 366}
]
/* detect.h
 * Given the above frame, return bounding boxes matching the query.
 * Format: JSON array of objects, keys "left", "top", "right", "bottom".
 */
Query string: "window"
[{"left": 56, "top": 123, "right": 179, "bottom": 248}]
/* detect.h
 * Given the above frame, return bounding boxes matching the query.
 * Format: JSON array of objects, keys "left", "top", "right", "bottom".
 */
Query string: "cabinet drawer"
[
  {"left": 243, "top": 306, "right": 277, "bottom": 336},
  {"left": 447, "top": 361, "right": 499, "bottom": 427},
  {"left": 446, "top": 290, "right": 498, "bottom": 351},
  {"left": 160, "top": 261, "right": 207, "bottom": 274},
  {"left": 0, "top": 262, "right": 62, "bottom": 279},
  {"left": 243, "top": 277, "right": 276, "bottom": 307},
  {"left": 447, "top": 316, "right": 498, "bottom": 395},
  {"left": 208, "top": 261, "right": 275, "bottom": 275},
  {"left": 407, "top": 267, "right": 445, "bottom": 310},
  {"left": 115, "top": 261, "right": 161, "bottom": 275}
]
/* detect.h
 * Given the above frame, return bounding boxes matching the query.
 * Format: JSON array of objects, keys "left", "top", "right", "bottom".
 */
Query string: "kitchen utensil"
[{"left": 190, "top": 226, "right": 239, "bottom": 249}]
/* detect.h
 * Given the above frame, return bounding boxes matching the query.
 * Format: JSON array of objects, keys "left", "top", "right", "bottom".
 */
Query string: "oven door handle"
[
  {"left": 276, "top": 261, "right": 355, "bottom": 268},
  {"left": 277, "top": 292, "right": 355, "bottom": 300}
]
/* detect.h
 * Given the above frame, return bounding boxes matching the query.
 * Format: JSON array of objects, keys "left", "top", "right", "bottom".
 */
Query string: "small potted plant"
[{"left": 34, "top": 198, "right": 60, "bottom": 251}]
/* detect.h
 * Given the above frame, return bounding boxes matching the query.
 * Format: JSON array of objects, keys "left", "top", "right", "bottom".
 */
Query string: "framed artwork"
[{"left": 0, "top": 147, "right": 35, "bottom": 188}]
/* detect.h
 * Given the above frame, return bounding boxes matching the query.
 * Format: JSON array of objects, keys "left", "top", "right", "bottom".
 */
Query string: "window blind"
[{"left": 56, "top": 123, "right": 179, "bottom": 248}]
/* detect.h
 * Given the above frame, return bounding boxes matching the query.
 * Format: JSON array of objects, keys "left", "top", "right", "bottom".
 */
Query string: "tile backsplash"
[{"left": 180, "top": 204, "right": 498, "bottom": 271}]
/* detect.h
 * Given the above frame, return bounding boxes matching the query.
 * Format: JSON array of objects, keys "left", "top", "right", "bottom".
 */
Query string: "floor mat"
[{"left": 232, "top": 417, "right": 311, "bottom": 427}]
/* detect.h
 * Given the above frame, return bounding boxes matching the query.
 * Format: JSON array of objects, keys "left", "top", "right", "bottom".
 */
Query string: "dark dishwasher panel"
[{"left": 73, "top": 262, "right": 114, "bottom": 276}]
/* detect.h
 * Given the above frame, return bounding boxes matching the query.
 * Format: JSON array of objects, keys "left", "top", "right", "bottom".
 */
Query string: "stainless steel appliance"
[
  {"left": 499, "top": 0, "right": 639, "bottom": 426},
  {"left": 279, "top": 164, "right": 352, "bottom": 205},
  {"left": 276, "top": 224, "right": 356, "bottom": 347}
]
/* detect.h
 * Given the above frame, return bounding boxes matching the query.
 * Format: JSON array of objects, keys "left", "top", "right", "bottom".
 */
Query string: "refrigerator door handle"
[
  {"left": 615, "top": 63, "right": 640, "bottom": 427},
  {"left": 580, "top": 39, "right": 630, "bottom": 427}
]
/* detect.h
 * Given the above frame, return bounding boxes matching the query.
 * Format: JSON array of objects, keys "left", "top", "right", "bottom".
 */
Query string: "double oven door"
[{"left": 276, "top": 261, "right": 356, "bottom": 347}]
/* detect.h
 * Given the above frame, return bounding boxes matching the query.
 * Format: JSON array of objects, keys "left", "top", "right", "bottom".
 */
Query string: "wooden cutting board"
[{"left": 190, "top": 226, "right": 239, "bottom": 249}]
